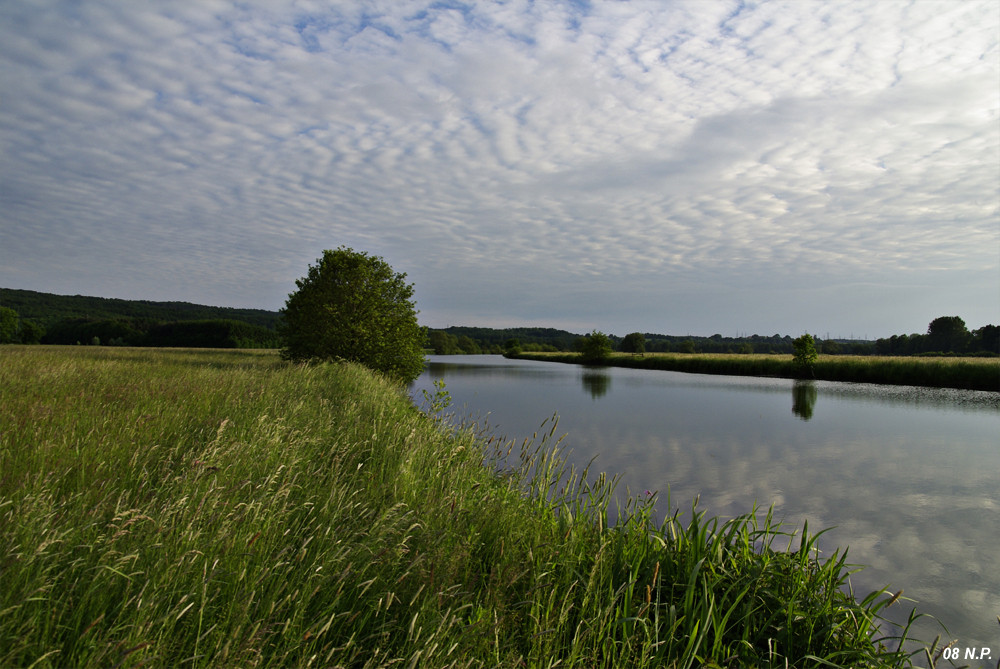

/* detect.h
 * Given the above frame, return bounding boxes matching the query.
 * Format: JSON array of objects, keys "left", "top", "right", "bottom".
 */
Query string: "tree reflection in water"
[
  {"left": 581, "top": 369, "right": 611, "bottom": 399},
  {"left": 792, "top": 380, "right": 818, "bottom": 420}
]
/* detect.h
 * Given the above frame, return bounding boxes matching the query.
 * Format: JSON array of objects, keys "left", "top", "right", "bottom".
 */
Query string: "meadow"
[
  {"left": 0, "top": 346, "right": 936, "bottom": 667},
  {"left": 514, "top": 351, "right": 1000, "bottom": 392}
]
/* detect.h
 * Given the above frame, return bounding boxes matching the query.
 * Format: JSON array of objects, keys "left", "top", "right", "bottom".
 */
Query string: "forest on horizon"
[{"left": 1, "top": 287, "right": 997, "bottom": 356}]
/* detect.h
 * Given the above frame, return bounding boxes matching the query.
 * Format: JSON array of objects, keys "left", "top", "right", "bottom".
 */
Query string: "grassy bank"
[
  {"left": 1, "top": 346, "right": 927, "bottom": 667},
  {"left": 513, "top": 351, "right": 1000, "bottom": 392}
]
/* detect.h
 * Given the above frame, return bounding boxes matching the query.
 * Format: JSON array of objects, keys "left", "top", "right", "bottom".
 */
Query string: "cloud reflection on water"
[{"left": 415, "top": 356, "right": 1000, "bottom": 651}]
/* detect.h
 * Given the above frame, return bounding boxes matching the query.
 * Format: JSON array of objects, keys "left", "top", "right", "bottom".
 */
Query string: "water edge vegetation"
[
  {"left": 510, "top": 351, "right": 1000, "bottom": 392},
  {"left": 1, "top": 346, "right": 949, "bottom": 667}
]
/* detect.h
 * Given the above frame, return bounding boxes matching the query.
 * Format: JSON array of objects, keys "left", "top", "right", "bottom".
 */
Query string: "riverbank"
[
  {"left": 511, "top": 351, "right": 1000, "bottom": 391},
  {"left": 1, "top": 346, "right": 926, "bottom": 667}
]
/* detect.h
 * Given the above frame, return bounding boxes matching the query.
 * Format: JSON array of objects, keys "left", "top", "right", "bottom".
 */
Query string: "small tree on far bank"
[
  {"left": 792, "top": 333, "right": 818, "bottom": 377},
  {"left": 280, "top": 247, "right": 426, "bottom": 383},
  {"left": 580, "top": 330, "right": 613, "bottom": 364},
  {"left": 621, "top": 332, "right": 646, "bottom": 355},
  {"left": 502, "top": 338, "right": 521, "bottom": 356}
]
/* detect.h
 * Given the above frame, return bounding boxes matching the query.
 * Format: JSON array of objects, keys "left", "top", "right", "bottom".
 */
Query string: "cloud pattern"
[{"left": 1, "top": 0, "right": 997, "bottom": 335}]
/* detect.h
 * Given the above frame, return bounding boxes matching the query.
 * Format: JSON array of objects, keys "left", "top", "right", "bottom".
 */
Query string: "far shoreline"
[{"left": 506, "top": 351, "right": 1000, "bottom": 392}]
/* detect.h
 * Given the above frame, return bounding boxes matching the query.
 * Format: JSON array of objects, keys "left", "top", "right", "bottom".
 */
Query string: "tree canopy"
[
  {"left": 621, "top": 332, "right": 646, "bottom": 354},
  {"left": 0, "top": 307, "right": 18, "bottom": 343},
  {"left": 876, "top": 316, "right": 997, "bottom": 356},
  {"left": 279, "top": 248, "right": 426, "bottom": 383},
  {"left": 792, "top": 333, "right": 818, "bottom": 376},
  {"left": 579, "top": 330, "right": 614, "bottom": 364},
  {"left": 0, "top": 306, "right": 43, "bottom": 344},
  {"left": 926, "top": 316, "right": 969, "bottom": 353}
]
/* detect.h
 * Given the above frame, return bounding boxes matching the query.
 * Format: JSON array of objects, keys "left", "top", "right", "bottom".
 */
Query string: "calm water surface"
[{"left": 411, "top": 355, "right": 1000, "bottom": 659}]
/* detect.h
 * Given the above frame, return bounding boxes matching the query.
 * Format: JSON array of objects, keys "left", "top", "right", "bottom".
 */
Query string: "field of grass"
[
  {"left": 514, "top": 351, "right": 1000, "bottom": 392},
  {"left": 1, "top": 346, "right": 931, "bottom": 667}
]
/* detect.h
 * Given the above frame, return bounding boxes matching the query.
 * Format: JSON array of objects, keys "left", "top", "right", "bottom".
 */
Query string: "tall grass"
[
  {"left": 516, "top": 351, "right": 1000, "bottom": 391},
  {"left": 1, "top": 346, "right": 926, "bottom": 667}
]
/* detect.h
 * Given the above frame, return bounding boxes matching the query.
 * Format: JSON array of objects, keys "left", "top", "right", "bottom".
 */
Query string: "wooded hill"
[
  {"left": 1, "top": 288, "right": 280, "bottom": 328},
  {"left": 1, "top": 288, "right": 281, "bottom": 348}
]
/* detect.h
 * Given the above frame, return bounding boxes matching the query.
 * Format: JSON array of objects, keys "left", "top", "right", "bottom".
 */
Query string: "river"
[{"left": 411, "top": 355, "right": 1000, "bottom": 661}]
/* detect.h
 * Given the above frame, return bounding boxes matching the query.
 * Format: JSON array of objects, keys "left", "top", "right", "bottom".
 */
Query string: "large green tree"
[{"left": 280, "top": 248, "right": 426, "bottom": 383}]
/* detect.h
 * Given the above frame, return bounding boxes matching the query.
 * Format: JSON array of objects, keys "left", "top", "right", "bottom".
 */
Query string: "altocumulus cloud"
[{"left": 0, "top": 0, "right": 997, "bottom": 336}]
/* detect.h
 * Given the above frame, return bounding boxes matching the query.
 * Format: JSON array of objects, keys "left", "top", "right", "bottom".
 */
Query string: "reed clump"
[{"left": 1, "top": 346, "right": 926, "bottom": 667}]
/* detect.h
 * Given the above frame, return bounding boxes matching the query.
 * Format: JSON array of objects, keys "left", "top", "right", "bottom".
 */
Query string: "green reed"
[{"left": 1, "top": 346, "right": 928, "bottom": 667}]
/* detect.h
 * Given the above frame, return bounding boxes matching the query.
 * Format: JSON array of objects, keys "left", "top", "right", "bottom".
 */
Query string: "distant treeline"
[
  {"left": 428, "top": 327, "right": 875, "bottom": 356},
  {"left": 874, "top": 316, "right": 998, "bottom": 357},
  {"left": 39, "top": 317, "right": 282, "bottom": 348},
  {"left": 635, "top": 333, "right": 873, "bottom": 355},
  {"left": 2, "top": 288, "right": 280, "bottom": 328},
  {"left": 5, "top": 288, "right": 996, "bottom": 357},
  {"left": 1, "top": 288, "right": 281, "bottom": 348},
  {"left": 429, "top": 316, "right": 999, "bottom": 358},
  {"left": 428, "top": 327, "right": 579, "bottom": 354}
]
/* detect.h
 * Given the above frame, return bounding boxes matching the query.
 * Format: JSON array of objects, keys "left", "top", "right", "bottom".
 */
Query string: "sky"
[{"left": 1, "top": 0, "right": 998, "bottom": 339}]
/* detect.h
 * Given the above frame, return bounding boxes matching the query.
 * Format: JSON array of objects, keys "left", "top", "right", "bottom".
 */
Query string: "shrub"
[
  {"left": 580, "top": 330, "right": 613, "bottom": 364},
  {"left": 792, "top": 333, "right": 818, "bottom": 376}
]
